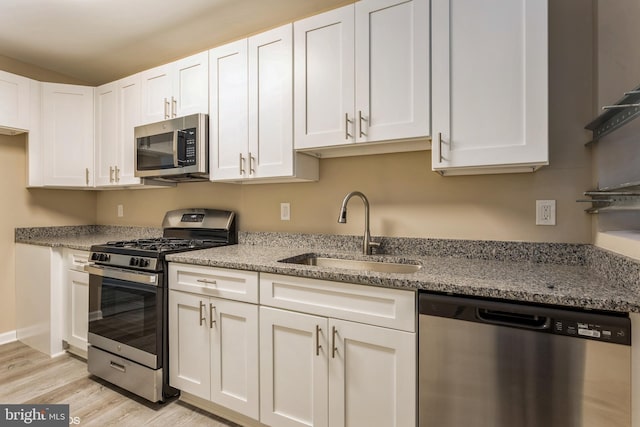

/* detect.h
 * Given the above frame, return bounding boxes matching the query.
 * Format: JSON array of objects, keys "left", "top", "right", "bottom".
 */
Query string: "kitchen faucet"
[{"left": 337, "top": 191, "right": 380, "bottom": 255}]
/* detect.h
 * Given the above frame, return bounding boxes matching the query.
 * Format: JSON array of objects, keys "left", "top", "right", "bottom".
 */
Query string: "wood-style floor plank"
[{"left": 0, "top": 342, "right": 239, "bottom": 426}]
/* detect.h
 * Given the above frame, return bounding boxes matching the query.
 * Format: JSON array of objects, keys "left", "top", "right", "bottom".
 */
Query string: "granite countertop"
[
  {"left": 15, "top": 226, "right": 640, "bottom": 313},
  {"left": 14, "top": 225, "right": 162, "bottom": 251},
  {"left": 166, "top": 244, "right": 640, "bottom": 313}
]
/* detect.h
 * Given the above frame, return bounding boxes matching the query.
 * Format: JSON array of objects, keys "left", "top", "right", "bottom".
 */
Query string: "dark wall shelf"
[{"left": 585, "top": 85, "right": 640, "bottom": 145}]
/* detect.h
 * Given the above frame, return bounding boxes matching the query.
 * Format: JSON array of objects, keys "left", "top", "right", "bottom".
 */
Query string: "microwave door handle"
[{"left": 172, "top": 130, "right": 179, "bottom": 167}]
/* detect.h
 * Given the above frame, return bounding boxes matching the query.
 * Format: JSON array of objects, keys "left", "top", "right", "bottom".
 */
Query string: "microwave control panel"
[{"left": 178, "top": 128, "right": 197, "bottom": 166}]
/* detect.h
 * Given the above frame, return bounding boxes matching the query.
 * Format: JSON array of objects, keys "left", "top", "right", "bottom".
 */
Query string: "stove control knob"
[
  {"left": 98, "top": 253, "right": 109, "bottom": 262},
  {"left": 130, "top": 257, "right": 139, "bottom": 266},
  {"left": 140, "top": 259, "right": 150, "bottom": 268},
  {"left": 91, "top": 253, "right": 99, "bottom": 261}
]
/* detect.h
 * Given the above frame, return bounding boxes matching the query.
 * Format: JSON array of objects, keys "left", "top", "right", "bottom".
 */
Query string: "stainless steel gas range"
[{"left": 85, "top": 208, "right": 236, "bottom": 402}]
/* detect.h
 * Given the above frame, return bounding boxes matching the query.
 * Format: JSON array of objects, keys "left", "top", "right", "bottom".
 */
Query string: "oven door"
[{"left": 86, "top": 265, "right": 163, "bottom": 369}]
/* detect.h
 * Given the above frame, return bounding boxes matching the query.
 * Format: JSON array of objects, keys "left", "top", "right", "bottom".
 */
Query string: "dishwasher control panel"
[
  {"left": 419, "top": 292, "right": 632, "bottom": 346},
  {"left": 552, "top": 318, "right": 630, "bottom": 345}
]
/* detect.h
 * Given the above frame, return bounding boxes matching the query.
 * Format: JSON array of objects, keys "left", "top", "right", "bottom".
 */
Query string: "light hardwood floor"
[{"left": 0, "top": 341, "right": 238, "bottom": 426}]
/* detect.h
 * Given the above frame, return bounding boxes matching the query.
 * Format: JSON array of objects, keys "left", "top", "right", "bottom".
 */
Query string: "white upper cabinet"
[
  {"left": 294, "top": 0, "right": 430, "bottom": 155},
  {"left": 210, "top": 24, "right": 318, "bottom": 182},
  {"left": 94, "top": 75, "right": 143, "bottom": 187},
  {"left": 294, "top": 6, "right": 355, "bottom": 150},
  {"left": 431, "top": 0, "right": 548, "bottom": 175},
  {"left": 42, "top": 83, "right": 94, "bottom": 187},
  {"left": 116, "top": 74, "right": 143, "bottom": 186},
  {"left": 0, "top": 70, "right": 30, "bottom": 133},
  {"left": 140, "top": 51, "right": 208, "bottom": 124},
  {"left": 94, "top": 82, "right": 118, "bottom": 186},
  {"left": 354, "top": 0, "right": 430, "bottom": 143},
  {"left": 209, "top": 39, "right": 249, "bottom": 181}
]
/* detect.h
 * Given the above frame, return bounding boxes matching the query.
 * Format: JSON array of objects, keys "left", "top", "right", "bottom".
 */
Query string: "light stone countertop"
[
  {"left": 15, "top": 226, "right": 640, "bottom": 313},
  {"left": 166, "top": 243, "right": 640, "bottom": 313},
  {"left": 14, "top": 225, "right": 162, "bottom": 251}
]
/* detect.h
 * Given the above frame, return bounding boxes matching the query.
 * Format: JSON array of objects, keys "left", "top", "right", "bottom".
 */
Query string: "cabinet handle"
[
  {"left": 209, "top": 304, "right": 216, "bottom": 328},
  {"left": 331, "top": 326, "right": 338, "bottom": 359},
  {"left": 249, "top": 152, "right": 255, "bottom": 176},
  {"left": 115, "top": 166, "right": 120, "bottom": 183},
  {"left": 164, "top": 98, "right": 170, "bottom": 119},
  {"left": 358, "top": 110, "right": 367, "bottom": 138},
  {"left": 345, "top": 113, "right": 353, "bottom": 140},
  {"left": 197, "top": 278, "right": 217, "bottom": 285},
  {"left": 199, "top": 301, "right": 206, "bottom": 326},
  {"left": 239, "top": 153, "right": 245, "bottom": 175},
  {"left": 438, "top": 132, "right": 443, "bottom": 163},
  {"left": 171, "top": 96, "right": 177, "bottom": 118},
  {"left": 315, "top": 325, "right": 323, "bottom": 356},
  {"left": 85, "top": 168, "right": 90, "bottom": 186},
  {"left": 109, "top": 166, "right": 114, "bottom": 183}
]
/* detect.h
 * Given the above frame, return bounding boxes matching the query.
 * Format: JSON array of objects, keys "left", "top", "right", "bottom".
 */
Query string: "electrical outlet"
[
  {"left": 280, "top": 203, "right": 290, "bottom": 221},
  {"left": 117, "top": 204, "right": 124, "bottom": 218},
  {"left": 536, "top": 200, "right": 556, "bottom": 225}
]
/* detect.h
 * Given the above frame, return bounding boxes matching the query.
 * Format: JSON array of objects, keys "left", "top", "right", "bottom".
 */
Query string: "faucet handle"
[{"left": 368, "top": 240, "right": 381, "bottom": 252}]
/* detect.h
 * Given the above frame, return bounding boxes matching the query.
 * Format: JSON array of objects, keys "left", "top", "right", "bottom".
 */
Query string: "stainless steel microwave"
[{"left": 134, "top": 113, "right": 208, "bottom": 181}]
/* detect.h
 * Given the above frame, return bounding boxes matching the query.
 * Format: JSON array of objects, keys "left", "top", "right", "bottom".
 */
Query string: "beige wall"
[
  {"left": 0, "top": 134, "right": 96, "bottom": 335},
  {"left": 97, "top": 0, "right": 594, "bottom": 244}
]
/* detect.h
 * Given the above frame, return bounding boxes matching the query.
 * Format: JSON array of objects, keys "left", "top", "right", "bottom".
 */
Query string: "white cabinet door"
[
  {"left": 173, "top": 51, "right": 209, "bottom": 117},
  {"left": 294, "top": 6, "right": 355, "bottom": 150},
  {"left": 328, "top": 319, "right": 416, "bottom": 427},
  {"left": 432, "top": 0, "right": 548, "bottom": 174},
  {"left": 260, "top": 307, "right": 329, "bottom": 427},
  {"left": 249, "top": 24, "right": 294, "bottom": 178},
  {"left": 141, "top": 52, "right": 208, "bottom": 124},
  {"left": 209, "top": 39, "right": 248, "bottom": 181},
  {"left": 66, "top": 269, "right": 89, "bottom": 352},
  {"left": 116, "top": 74, "right": 142, "bottom": 186},
  {"left": 355, "top": 0, "right": 429, "bottom": 143},
  {"left": 169, "top": 290, "right": 211, "bottom": 400},
  {"left": 140, "top": 64, "right": 172, "bottom": 124},
  {"left": 0, "top": 70, "right": 30, "bottom": 132},
  {"left": 42, "top": 83, "right": 94, "bottom": 187},
  {"left": 95, "top": 82, "right": 118, "bottom": 186},
  {"left": 210, "top": 298, "right": 259, "bottom": 419}
]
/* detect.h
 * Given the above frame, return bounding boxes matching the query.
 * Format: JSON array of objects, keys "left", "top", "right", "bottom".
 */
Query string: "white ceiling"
[{"left": 0, "top": 0, "right": 352, "bottom": 85}]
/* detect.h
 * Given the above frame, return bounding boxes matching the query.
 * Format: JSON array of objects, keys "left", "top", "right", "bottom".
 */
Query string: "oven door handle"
[{"left": 85, "top": 264, "right": 159, "bottom": 286}]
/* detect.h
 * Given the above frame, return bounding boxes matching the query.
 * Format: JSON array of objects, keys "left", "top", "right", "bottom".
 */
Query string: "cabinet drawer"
[
  {"left": 168, "top": 263, "right": 258, "bottom": 303},
  {"left": 64, "top": 248, "right": 90, "bottom": 272},
  {"left": 260, "top": 273, "right": 415, "bottom": 332}
]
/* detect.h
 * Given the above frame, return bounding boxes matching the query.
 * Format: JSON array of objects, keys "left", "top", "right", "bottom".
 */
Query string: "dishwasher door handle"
[{"left": 476, "top": 308, "right": 551, "bottom": 330}]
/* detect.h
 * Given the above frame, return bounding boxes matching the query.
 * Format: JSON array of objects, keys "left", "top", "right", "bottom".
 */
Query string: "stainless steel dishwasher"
[{"left": 419, "top": 292, "right": 631, "bottom": 427}]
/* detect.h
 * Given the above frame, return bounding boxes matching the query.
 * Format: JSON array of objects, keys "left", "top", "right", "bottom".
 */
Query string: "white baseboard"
[{"left": 0, "top": 330, "right": 17, "bottom": 345}]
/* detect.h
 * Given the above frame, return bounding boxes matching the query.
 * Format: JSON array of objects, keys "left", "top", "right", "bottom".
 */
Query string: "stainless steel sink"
[{"left": 279, "top": 254, "right": 422, "bottom": 274}]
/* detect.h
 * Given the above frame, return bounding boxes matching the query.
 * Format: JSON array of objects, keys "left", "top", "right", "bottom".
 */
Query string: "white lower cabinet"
[
  {"left": 168, "top": 266, "right": 416, "bottom": 427},
  {"left": 63, "top": 249, "right": 90, "bottom": 356},
  {"left": 259, "top": 307, "right": 329, "bottom": 427},
  {"left": 168, "top": 264, "right": 259, "bottom": 421},
  {"left": 259, "top": 274, "right": 416, "bottom": 427}
]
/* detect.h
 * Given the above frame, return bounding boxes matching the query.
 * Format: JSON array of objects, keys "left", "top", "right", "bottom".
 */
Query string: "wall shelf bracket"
[{"left": 585, "top": 85, "right": 640, "bottom": 145}]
